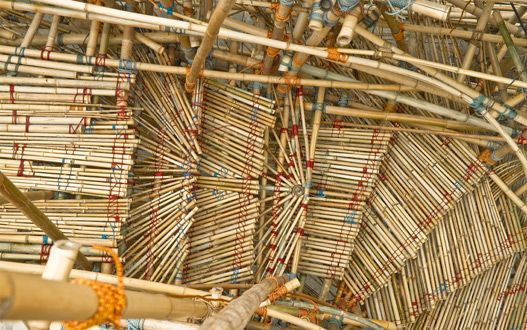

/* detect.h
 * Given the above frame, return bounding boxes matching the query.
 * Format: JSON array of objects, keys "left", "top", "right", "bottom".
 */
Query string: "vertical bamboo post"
[{"left": 456, "top": 0, "right": 494, "bottom": 83}]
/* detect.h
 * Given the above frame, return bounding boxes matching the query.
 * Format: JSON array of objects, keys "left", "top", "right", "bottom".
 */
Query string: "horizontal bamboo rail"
[{"left": 0, "top": 270, "right": 210, "bottom": 321}]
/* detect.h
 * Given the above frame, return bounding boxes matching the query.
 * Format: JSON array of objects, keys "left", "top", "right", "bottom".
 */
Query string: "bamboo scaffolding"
[{"left": 2, "top": 0, "right": 527, "bottom": 327}]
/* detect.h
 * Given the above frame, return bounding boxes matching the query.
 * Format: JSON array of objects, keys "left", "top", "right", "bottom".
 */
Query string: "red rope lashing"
[
  {"left": 9, "top": 84, "right": 15, "bottom": 104},
  {"left": 39, "top": 244, "right": 52, "bottom": 263}
]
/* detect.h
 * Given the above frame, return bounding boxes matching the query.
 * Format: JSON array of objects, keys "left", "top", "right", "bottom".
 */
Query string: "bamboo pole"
[
  {"left": 185, "top": 0, "right": 236, "bottom": 91},
  {"left": 27, "top": 240, "right": 80, "bottom": 330},
  {"left": 199, "top": 275, "right": 291, "bottom": 329},
  {"left": 0, "top": 270, "right": 210, "bottom": 321},
  {"left": 0, "top": 190, "right": 52, "bottom": 206}
]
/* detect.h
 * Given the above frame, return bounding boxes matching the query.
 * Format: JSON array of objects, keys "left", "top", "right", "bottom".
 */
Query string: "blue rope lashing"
[
  {"left": 337, "top": 0, "right": 360, "bottom": 12},
  {"left": 385, "top": 0, "right": 414, "bottom": 18},
  {"left": 495, "top": 104, "right": 517, "bottom": 122},
  {"left": 280, "top": 0, "right": 295, "bottom": 6},
  {"left": 323, "top": 9, "right": 339, "bottom": 27},
  {"left": 469, "top": 95, "right": 487, "bottom": 116},
  {"left": 310, "top": 1, "right": 324, "bottom": 23},
  {"left": 337, "top": 93, "right": 349, "bottom": 107},
  {"left": 126, "top": 319, "right": 142, "bottom": 330}
]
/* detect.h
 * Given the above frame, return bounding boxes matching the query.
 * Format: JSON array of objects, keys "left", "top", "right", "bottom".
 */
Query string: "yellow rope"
[{"left": 63, "top": 246, "right": 125, "bottom": 330}]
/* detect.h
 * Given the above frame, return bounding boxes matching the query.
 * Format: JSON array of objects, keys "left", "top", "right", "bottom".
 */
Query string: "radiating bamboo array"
[
  {"left": 123, "top": 49, "right": 198, "bottom": 282},
  {"left": 298, "top": 124, "right": 391, "bottom": 279},
  {"left": 185, "top": 80, "right": 275, "bottom": 283},
  {"left": 363, "top": 178, "right": 521, "bottom": 325},
  {"left": 343, "top": 130, "right": 486, "bottom": 305}
]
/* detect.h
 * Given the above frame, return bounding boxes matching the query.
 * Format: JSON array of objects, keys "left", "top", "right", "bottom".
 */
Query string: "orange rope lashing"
[
  {"left": 63, "top": 246, "right": 125, "bottom": 330},
  {"left": 326, "top": 48, "right": 349, "bottom": 63}
]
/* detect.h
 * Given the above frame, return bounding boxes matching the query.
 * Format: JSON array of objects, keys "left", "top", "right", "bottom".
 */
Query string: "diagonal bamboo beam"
[{"left": 0, "top": 171, "right": 91, "bottom": 270}]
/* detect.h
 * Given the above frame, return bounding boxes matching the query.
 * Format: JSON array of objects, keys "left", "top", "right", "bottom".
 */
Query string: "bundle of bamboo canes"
[
  {"left": 298, "top": 124, "right": 391, "bottom": 279},
  {"left": 342, "top": 129, "right": 486, "bottom": 305},
  {"left": 1, "top": 0, "right": 527, "bottom": 327},
  {"left": 185, "top": 79, "right": 275, "bottom": 283},
  {"left": 410, "top": 252, "right": 527, "bottom": 329},
  {"left": 363, "top": 178, "right": 522, "bottom": 324},
  {"left": 0, "top": 198, "right": 125, "bottom": 262},
  {"left": 124, "top": 48, "right": 198, "bottom": 283}
]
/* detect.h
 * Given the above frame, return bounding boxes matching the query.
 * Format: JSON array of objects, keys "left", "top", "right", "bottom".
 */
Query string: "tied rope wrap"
[
  {"left": 63, "top": 246, "right": 125, "bottom": 330},
  {"left": 469, "top": 95, "right": 487, "bottom": 116},
  {"left": 385, "top": 0, "right": 414, "bottom": 18}
]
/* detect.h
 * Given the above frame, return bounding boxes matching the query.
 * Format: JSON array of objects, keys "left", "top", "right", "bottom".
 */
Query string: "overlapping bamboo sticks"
[
  {"left": 124, "top": 48, "right": 198, "bottom": 283},
  {"left": 298, "top": 123, "right": 391, "bottom": 279},
  {"left": 342, "top": 128, "right": 486, "bottom": 305},
  {"left": 1, "top": 0, "right": 527, "bottom": 327},
  {"left": 410, "top": 252, "right": 527, "bottom": 329},
  {"left": 363, "top": 178, "right": 521, "bottom": 324},
  {"left": 185, "top": 79, "right": 275, "bottom": 284}
]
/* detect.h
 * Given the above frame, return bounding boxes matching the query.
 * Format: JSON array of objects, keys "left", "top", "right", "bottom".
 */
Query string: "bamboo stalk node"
[{"left": 63, "top": 246, "right": 124, "bottom": 330}]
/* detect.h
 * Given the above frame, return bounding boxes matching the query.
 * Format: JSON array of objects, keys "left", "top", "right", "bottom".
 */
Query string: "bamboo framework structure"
[{"left": 0, "top": 0, "right": 526, "bottom": 328}]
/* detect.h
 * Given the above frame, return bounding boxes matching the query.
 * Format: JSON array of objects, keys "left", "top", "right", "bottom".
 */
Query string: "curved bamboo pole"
[{"left": 185, "top": 0, "right": 236, "bottom": 92}]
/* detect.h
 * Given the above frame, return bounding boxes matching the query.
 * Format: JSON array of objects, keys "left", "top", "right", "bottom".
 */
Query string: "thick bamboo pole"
[
  {"left": 27, "top": 240, "right": 80, "bottom": 330},
  {"left": 0, "top": 270, "right": 209, "bottom": 321},
  {"left": 199, "top": 275, "right": 291, "bottom": 329},
  {"left": 0, "top": 190, "right": 53, "bottom": 206},
  {"left": 0, "top": 171, "right": 90, "bottom": 270}
]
